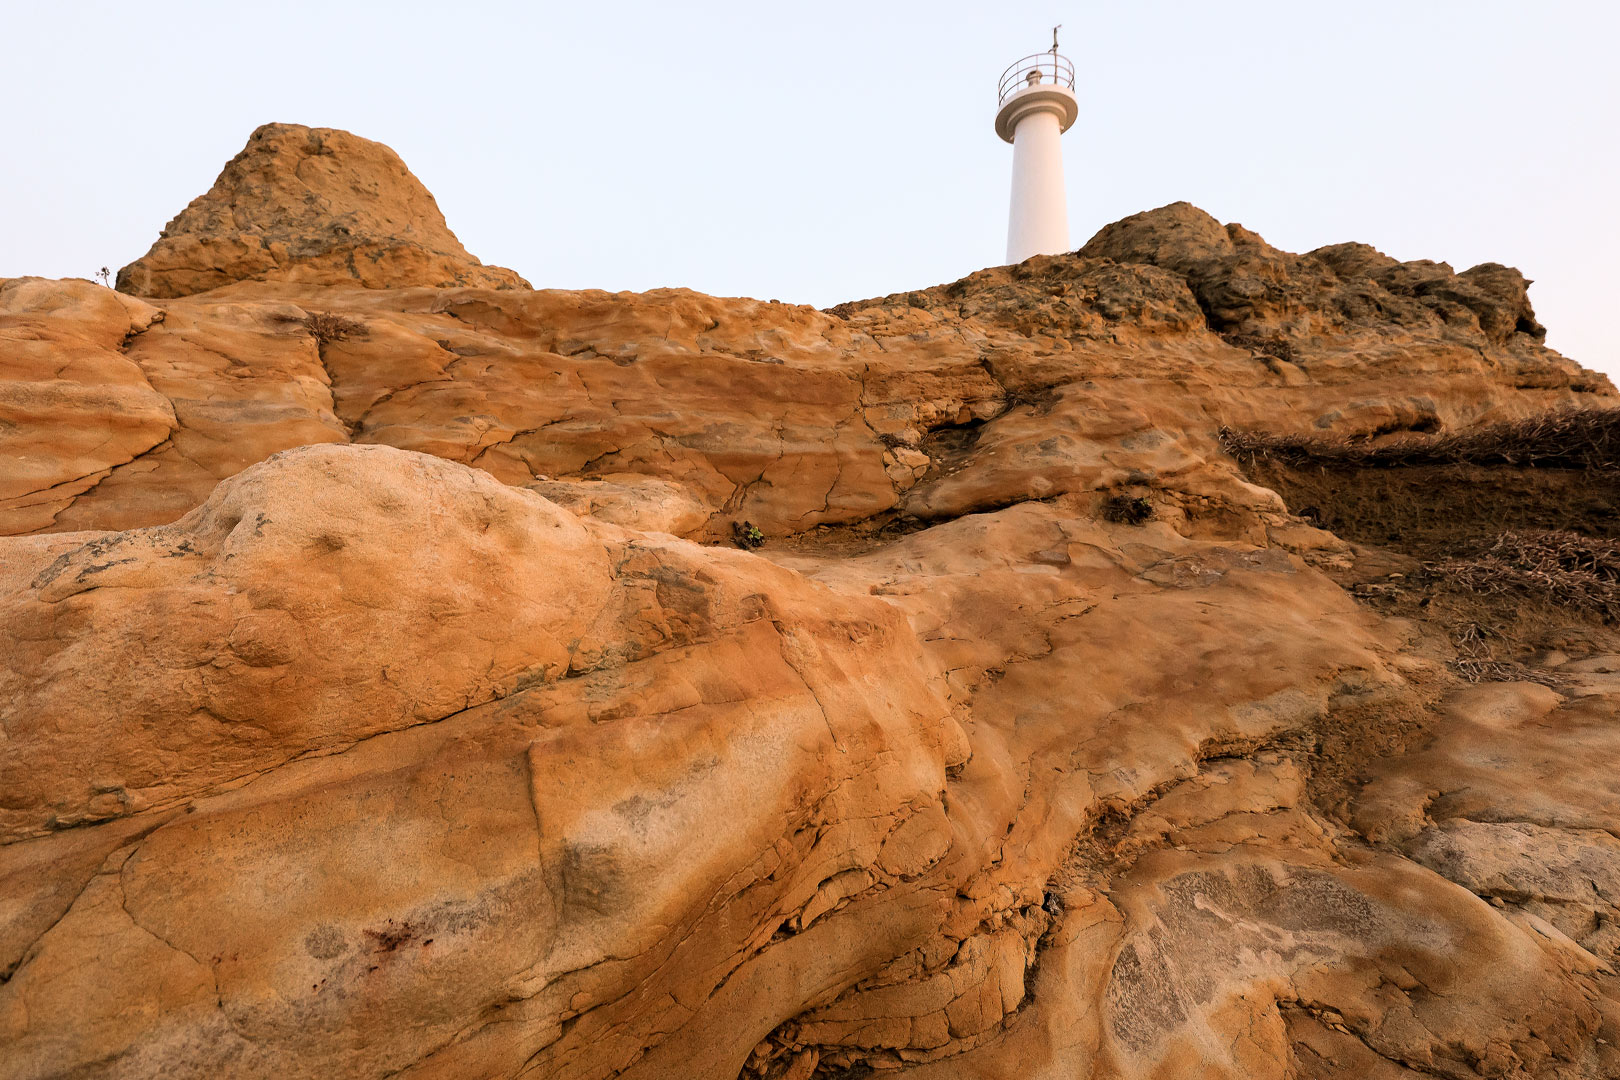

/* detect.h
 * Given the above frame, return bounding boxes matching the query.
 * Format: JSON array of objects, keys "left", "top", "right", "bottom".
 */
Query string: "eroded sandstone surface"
[
  {"left": 2, "top": 127, "right": 1618, "bottom": 1080},
  {"left": 114, "top": 123, "right": 528, "bottom": 298}
]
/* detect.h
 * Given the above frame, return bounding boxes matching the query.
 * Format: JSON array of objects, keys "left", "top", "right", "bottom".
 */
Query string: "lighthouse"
[{"left": 996, "top": 29, "right": 1079, "bottom": 264}]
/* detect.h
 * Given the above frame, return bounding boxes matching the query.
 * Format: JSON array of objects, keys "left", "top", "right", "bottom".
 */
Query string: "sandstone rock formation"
[
  {"left": 4, "top": 195, "right": 1605, "bottom": 541},
  {"left": 1078, "top": 201, "right": 1549, "bottom": 347},
  {"left": 115, "top": 123, "right": 528, "bottom": 297},
  {"left": 3, "top": 129, "right": 1619, "bottom": 1080}
]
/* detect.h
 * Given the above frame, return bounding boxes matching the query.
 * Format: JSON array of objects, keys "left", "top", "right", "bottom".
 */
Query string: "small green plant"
[
  {"left": 1102, "top": 494, "right": 1154, "bottom": 526},
  {"left": 732, "top": 521, "right": 766, "bottom": 549}
]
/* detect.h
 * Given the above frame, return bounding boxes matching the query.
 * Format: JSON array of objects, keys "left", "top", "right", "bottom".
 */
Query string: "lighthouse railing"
[{"left": 996, "top": 53, "right": 1076, "bottom": 106}]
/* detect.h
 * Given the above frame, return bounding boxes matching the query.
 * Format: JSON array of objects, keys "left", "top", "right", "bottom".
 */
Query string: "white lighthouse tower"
[{"left": 996, "top": 29, "right": 1079, "bottom": 264}]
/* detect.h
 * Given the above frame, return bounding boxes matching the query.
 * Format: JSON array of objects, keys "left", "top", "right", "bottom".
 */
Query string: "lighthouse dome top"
[{"left": 994, "top": 51, "right": 1078, "bottom": 143}]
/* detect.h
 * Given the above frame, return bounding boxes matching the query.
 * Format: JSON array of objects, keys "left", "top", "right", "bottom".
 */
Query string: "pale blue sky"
[{"left": 3, "top": 1, "right": 1616, "bottom": 377}]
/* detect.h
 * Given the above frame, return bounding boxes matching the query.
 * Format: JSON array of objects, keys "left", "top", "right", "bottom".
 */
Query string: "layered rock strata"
[{"left": 2, "top": 128, "right": 1618, "bottom": 1080}]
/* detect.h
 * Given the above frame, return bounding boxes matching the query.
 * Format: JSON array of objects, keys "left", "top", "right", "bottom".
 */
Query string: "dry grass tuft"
[
  {"left": 1220, "top": 409, "right": 1620, "bottom": 471},
  {"left": 298, "top": 311, "right": 367, "bottom": 347}
]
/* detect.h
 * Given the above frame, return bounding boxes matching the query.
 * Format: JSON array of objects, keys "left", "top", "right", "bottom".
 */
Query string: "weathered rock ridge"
[
  {"left": 2, "top": 129, "right": 1619, "bottom": 1080},
  {"left": 115, "top": 123, "right": 528, "bottom": 297}
]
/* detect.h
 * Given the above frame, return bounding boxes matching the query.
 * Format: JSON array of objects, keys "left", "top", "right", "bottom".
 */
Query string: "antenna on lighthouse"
[{"left": 995, "top": 35, "right": 1079, "bottom": 264}]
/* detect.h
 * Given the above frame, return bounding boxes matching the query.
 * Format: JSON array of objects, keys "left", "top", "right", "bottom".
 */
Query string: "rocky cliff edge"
[{"left": 2, "top": 129, "right": 1618, "bottom": 1080}]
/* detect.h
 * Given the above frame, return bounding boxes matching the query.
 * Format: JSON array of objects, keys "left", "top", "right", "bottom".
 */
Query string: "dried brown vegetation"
[
  {"left": 299, "top": 310, "right": 367, "bottom": 347},
  {"left": 1220, "top": 408, "right": 1620, "bottom": 470},
  {"left": 1101, "top": 494, "right": 1155, "bottom": 525},
  {"left": 1434, "top": 530, "right": 1620, "bottom": 621},
  {"left": 1225, "top": 410, "right": 1620, "bottom": 690},
  {"left": 1222, "top": 331, "right": 1297, "bottom": 363}
]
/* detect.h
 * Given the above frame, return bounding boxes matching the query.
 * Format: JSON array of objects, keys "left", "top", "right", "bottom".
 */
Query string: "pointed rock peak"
[
  {"left": 1078, "top": 202, "right": 1237, "bottom": 272},
  {"left": 117, "top": 123, "right": 529, "bottom": 298}
]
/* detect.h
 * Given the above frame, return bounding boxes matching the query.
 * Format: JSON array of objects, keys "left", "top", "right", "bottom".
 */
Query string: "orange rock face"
[
  {"left": 115, "top": 123, "right": 528, "bottom": 297},
  {"left": 2, "top": 128, "right": 1619, "bottom": 1080}
]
